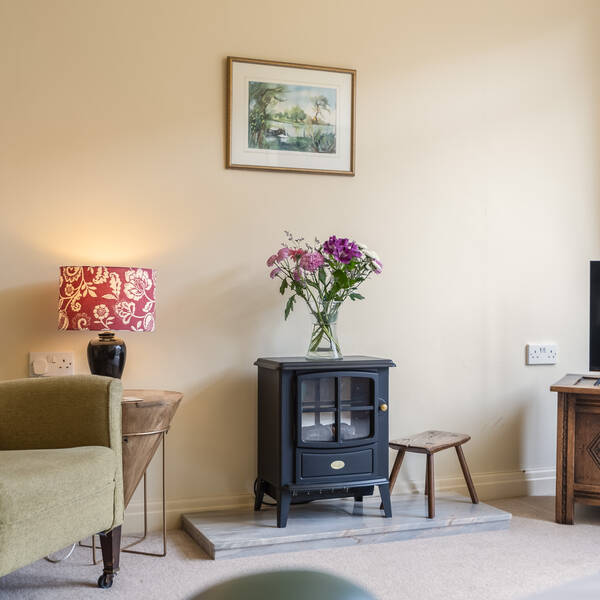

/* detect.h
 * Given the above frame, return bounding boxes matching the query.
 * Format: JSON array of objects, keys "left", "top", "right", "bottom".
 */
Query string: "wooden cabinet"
[{"left": 551, "top": 375, "right": 600, "bottom": 524}]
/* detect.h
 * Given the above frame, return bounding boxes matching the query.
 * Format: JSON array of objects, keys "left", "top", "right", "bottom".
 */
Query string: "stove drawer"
[{"left": 299, "top": 448, "right": 374, "bottom": 479}]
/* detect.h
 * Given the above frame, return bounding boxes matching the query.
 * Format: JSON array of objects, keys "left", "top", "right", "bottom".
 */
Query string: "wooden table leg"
[
  {"left": 425, "top": 461, "right": 429, "bottom": 495},
  {"left": 556, "top": 392, "right": 575, "bottom": 524},
  {"left": 98, "top": 525, "right": 121, "bottom": 588},
  {"left": 455, "top": 445, "right": 479, "bottom": 504},
  {"left": 426, "top": 453, "right": 435, "bottom": 518}
]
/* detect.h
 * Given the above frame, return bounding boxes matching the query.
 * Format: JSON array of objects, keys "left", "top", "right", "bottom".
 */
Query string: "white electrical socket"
[
  {"left": 526, "top": 344, "right": 558, "bottom": 365},
  {"left": 29, "top": 352, "right": 74, "bottom": 377}
]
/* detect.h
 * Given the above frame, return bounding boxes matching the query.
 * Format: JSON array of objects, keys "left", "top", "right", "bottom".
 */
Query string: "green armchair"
[{"left": 0, "top": 375, "right": 124, "bottom": 588}]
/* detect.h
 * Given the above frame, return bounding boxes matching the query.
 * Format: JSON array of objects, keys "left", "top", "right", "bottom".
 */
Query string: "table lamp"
[{"left": 58, "top": 266, "right": 156, "bottom": 378}]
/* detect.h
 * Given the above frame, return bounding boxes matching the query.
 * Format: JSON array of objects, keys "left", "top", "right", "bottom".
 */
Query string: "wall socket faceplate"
[
  {"left": 29, "top": 352, "right": 74, "bottom": 377},
  {"left": 526, "top": 344, "right": 558, "bottom": 365}
]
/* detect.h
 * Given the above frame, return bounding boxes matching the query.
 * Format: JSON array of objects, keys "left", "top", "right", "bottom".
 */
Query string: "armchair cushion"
[{"left": 0, "top": 446, "right": 117, "bottom": 528}]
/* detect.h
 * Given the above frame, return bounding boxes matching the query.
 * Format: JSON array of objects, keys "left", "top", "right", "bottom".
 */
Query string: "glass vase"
[{"left": 306, "top": 302, "right": 343, "bottom": 360}]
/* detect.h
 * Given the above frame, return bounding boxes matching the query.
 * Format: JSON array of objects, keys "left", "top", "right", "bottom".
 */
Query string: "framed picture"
[{"left": 227, "top": 57, "right": 355, "bottom": 176}]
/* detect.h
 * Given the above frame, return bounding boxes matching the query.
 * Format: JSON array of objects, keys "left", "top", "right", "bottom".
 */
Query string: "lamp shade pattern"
[{"left": 58, "top": 266, "right": 156, "bottom": 331}]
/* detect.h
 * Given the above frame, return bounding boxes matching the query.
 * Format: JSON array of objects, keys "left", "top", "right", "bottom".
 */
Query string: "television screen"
[{"left": 590, "top": 262, "right": 600, "bottom": 371}]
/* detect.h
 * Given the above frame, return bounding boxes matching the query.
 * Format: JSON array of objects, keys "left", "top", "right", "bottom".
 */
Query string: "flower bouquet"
[{"left": 266, "top": 232, "right": 383, "bottom": 359}]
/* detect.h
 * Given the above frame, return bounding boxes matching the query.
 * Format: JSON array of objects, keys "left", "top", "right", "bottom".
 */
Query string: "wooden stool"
[{"left": 386, "top": 430, "right": 479, "bottom": 518}]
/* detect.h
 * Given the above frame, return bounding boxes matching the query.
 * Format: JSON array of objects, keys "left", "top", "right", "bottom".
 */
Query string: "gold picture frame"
[{"left": 227, "top": 56, "right": 356, "bottom": 176}]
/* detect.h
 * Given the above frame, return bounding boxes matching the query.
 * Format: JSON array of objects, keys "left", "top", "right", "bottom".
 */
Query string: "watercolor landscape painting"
[{"left": 248, "top": 81, "right": 337, "bottom": 154}]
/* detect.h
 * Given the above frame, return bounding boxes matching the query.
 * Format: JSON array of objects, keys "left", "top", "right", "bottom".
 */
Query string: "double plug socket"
[
  {"left": 29, "top": 352, "right": 74, "bottom": 377},
  {"left": 525, "top": 344, "right": 558, "bottom": 365}
]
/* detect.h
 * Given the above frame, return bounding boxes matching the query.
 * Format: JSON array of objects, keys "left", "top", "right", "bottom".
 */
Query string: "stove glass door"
[
  {"left": 298, "top": 371, "right": 378, "bottom": 446},
  {"left": 300, "top": 377, "right": 336, "bottom": 442},
  {"left": 339, "top": 376, "right": 374, "bottom": 440}
]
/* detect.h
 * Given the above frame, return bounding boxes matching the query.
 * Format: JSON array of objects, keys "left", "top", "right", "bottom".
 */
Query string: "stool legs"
[
  {"left": 455, "top": 445, "right": 479, "bottom": 504},
  {"left": 389, "top": 448, "right": 405, "bottom": 492},
  {"left": 426, "top": 454, "right": 435, "bottom": 518},
  {"left": 381, "top": 447, "right": 405, "bottom": 509}
]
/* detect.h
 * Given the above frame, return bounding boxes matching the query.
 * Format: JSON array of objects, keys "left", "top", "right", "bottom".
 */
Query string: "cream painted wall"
[{"left": 2, "top": 0, "right": 600, "bottom": 526}]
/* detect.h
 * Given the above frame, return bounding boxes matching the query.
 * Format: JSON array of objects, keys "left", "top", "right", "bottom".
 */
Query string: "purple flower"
[
  {"left": 266, "top": 254, "right": 278, "bottom": 267},
  {"left": 299, "top": 252, "right": 324, "bottom": 272},
  {"left": 269, "top": 267, "right": 281, "bottom": 279},
  {"left": 322, "top": 236, "right": 362, "bottom": 264},
  {"left": 293, "top": 268, "right": 302, "bottom": 281},
  {"left": 372, "top": 259, "right": 383, "bottom": 274}
]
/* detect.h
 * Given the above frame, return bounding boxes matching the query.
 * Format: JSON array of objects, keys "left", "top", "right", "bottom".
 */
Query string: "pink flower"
[
  {"left": 266, "top": 254, "right": 278, "bottom": 267},
  {"left": 293, "top": 269, "right": 302, "bottom": 281},
  {"left": 269, "top": 268, "right": 281, "bottom": 279},
  {"left": 299, "top": 252, "right": 324, "bottom": 272},
  {"left": 277, "top": 247, "right": 291, "bottom": 261}
]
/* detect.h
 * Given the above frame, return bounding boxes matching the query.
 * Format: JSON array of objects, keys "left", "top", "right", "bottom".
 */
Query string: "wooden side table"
[
  {"left": 551, "top": 375, "right": 600, "bottom": 524},
  {"left": 88, "top": 389, "right": 182, "bottom": 561}
]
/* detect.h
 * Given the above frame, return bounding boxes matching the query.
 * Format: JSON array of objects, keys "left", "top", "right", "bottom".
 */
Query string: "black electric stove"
[{"left": 254, "top": 356, "right": 396, "bottom": 527}]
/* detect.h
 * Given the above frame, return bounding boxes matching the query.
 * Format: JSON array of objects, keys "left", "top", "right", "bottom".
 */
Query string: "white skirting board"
[{"left": 121, "top": 466, "right": 555, "bottom": 535}]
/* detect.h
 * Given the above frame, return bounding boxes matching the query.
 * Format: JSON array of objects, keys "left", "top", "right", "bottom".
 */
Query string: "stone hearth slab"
[{"left": 182, "top": 492, "right": 511, "bottom": 559}]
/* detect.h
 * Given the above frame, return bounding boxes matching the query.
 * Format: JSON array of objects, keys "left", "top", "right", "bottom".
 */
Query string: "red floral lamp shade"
[{"left": 58, "top": 266, "right": 156, "bottom": 332}]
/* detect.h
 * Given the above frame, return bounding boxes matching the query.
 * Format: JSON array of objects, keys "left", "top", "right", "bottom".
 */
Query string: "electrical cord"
[
  {"left": 45, "top": 543, "right": 76, "bottom": 563},
  {"left": 253, "top": 478, "right": 277, "bottom": 506}
]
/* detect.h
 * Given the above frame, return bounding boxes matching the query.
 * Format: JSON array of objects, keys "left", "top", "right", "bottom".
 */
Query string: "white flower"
[
  {"left": 62, "top": 266, "right": 82, "bottom": 282},
  {"left": 124, "top": 269, "right": 152, "bottom": 301},
  {"left": 143, "top": 313, "right": 155, "bottom": 332},
  {"left": 115, "top": 301, "right": 135, "bottom": 324},
  {"left": 364, "top": 248, "right": 380, "bottom": 261},
  {"left": 93, "top": 304, "right": 110, "bottom": 320}
]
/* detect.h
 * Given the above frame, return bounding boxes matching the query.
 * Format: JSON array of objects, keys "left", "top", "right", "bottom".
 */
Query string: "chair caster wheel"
[{"left": 98, "top": 573, "right": 114, "bottom": 589}]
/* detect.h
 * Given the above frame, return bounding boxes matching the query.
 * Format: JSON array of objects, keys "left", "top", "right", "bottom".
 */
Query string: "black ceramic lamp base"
[{"left": 87, "top": 332, "right": 127, "bottom": 379}]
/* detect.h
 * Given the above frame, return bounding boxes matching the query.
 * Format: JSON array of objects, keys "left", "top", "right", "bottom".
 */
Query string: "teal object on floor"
[{"left": 191, "top": 570, "right": 376, "bottom": 600}]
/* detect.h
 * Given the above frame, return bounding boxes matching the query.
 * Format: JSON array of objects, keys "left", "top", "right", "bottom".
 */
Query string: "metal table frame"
[{"left": 81, "top": 427, "right": 168, "bottom": 562}]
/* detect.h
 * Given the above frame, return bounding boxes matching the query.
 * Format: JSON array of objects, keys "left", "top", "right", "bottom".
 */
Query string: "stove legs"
[
  {"left": 266, "top": 485, "right": 391, "bottom": 527},
  {"left": 277, "top": 489, "right": 291, "bottom": 528},
  {"left": 254, "top": 480, "right": 290, "bottom": 526},
  {"left": 379, "top": 483, "right": 392, "bottom": 518}
]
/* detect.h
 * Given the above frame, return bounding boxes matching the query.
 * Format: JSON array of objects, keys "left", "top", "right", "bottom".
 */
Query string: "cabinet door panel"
[{"left": 574, "top": 406, "right": 600, "bottom": 486}]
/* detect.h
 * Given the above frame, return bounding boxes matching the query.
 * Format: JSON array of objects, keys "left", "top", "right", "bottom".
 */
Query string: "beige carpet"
[{"left": 1, "top": 496, "right": 600, "bottom": 600}]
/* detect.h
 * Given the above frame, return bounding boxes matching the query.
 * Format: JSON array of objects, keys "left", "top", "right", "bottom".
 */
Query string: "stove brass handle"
[{"left": 380, "top": 403, "right": 388, "bottom": 412}]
